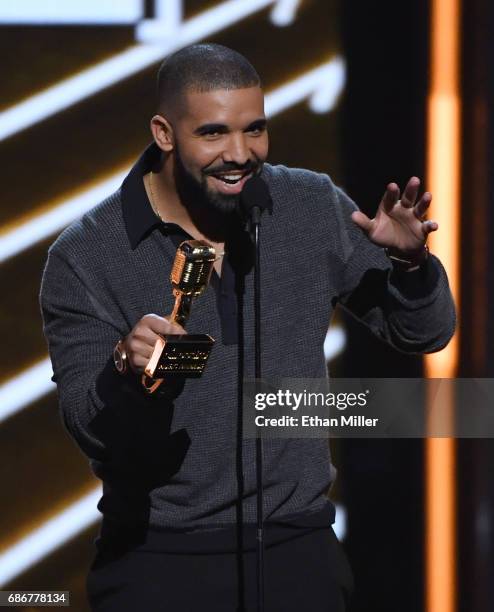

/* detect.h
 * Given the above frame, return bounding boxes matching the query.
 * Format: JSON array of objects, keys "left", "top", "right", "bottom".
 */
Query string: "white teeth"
[{"left": 211, "top": 171, "right": 252, "bottom": 184}]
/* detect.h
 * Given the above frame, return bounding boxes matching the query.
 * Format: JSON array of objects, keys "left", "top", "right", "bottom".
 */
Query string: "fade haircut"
[{"left": 156, "top": 43, "right": 261, "bottom": 116}]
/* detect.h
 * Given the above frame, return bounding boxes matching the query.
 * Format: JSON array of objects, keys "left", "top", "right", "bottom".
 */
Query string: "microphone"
[
  {"left": 240, "top": 176, "right": 272, "bottom": 225},
  {"left": 169, "top": 240, "right": 216, "bottom": 325}
]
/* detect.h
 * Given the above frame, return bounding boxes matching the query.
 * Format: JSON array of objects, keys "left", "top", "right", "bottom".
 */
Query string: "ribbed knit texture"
[{"left": 39, "top": 163, "right": 456, "bottom": 530}]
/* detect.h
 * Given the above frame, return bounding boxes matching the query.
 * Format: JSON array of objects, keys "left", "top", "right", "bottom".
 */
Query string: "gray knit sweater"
[{"left": 40, "top": 156, "right": 456, "bottom": 531}]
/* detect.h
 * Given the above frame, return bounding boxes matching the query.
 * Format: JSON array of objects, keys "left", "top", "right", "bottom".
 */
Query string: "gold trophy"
[{"left": 141, "top": 240, "right": 216, "bottom": 394}]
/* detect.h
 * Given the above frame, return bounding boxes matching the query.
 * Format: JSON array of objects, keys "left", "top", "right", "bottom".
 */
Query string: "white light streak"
[
  {"left": 136, "top": 0, "right": 273, "bottom": 42},
  {"left": 265, "top": 57, "right": 345, "bottom": 116},
  {"left": 0, "top": 488, "right": 101, "bottom": 587},
  {"left": 136, "top": 0, "right": 183, "bottom": 42},
  {"left": 0, "top": 358, "right": 56, "bottom": 425},
  {"left": 0, "top": 0, "right": 142, "bottom": 24},
  {"left": 0, "top": 58, "right": 344, "bottom": 264},
  {"left": 0, "top": 0, "right": 292, "bottom": 141},
  {"left": 155, "top": 0, "right": 182, "bottom": 21},
  {"left": 324, "top": 326, "right": 346, "bottom": 362},
  {"left": 0, "top": 172, "right": 126, "bottom": 264},
  {"left": 269, "top": 0, "right": 301, "bottom": 26},
  {"left": 0, "top": 45, "right": 167, "bottom": 142}
]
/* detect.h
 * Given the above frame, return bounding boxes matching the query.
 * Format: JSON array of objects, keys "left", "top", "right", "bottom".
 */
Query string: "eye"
[
  {"left": 247, "top": 125, "right": 266, "bottom": 136},
  {"left": 203, "top": 130, "right": 221, "bottom": 139}
]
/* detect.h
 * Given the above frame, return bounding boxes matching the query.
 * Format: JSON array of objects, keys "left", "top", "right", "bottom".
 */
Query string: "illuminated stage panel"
[
  {"left": 0, "top": 396, "right": 98, "bottom": 578},
  {"left": 0, "top": 488, "right": 101, "bottom": 587},
  {"left": 0, "top": 28, "right": 134, "bottom": 113},
  {"left": 0, "top": 0, "right": 311, "bottom": 140}
]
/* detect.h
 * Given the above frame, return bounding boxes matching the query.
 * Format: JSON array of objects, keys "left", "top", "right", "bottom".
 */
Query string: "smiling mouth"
[{"left": 209, "top": 170, "right": 253, "bottom": 184}]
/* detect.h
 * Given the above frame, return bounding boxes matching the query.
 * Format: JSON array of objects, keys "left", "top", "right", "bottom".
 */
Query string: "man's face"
[{"left": 170, "top": 86, "right": 269, "bottom": 213}]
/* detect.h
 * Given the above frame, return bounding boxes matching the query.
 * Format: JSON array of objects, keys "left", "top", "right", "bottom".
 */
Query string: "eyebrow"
[{"left": 193, "top": 118, "right": 267, "bottom": 136}]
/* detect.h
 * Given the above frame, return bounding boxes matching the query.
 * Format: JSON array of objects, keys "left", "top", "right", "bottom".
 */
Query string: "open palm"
[{"left": 351, "top": 177, "right": 438, "bottom": 254}]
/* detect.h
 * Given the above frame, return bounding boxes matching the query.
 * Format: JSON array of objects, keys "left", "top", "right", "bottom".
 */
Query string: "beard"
[{"left": 173, "top": 144, "right": 263, "bottom": 216}]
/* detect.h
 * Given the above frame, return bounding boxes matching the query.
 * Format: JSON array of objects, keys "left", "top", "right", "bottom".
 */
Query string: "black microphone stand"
[
  {"left": 253, "top": 208, "right": 264, "bottom": 612},
  {"left": 249, "top": 205, "right": 264, "bottom": 612},
  {"left": 240, "top": 176, "right": 271, "bottom": 612}
]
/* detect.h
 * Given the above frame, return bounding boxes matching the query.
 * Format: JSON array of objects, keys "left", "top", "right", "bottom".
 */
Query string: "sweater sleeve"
[
  {"left": 332, "top": 185, "right": 456, "bottom": 354},
  {"left": 39, "top": 247, "right": 157, "bottom": 463}
]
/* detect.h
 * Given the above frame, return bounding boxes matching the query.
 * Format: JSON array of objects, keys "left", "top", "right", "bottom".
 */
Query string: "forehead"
[{"left": 180, "top": 86, "right": 265, "bottom": 126}]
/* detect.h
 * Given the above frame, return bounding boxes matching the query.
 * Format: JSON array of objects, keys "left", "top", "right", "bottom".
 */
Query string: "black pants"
[{"left": 86, "top": 527, "right": 354, "bottom": 611}]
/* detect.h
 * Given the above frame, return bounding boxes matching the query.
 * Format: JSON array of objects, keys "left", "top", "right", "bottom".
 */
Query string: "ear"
[{"left": 150, "top": 114, "right": 174, "bottom": 153}]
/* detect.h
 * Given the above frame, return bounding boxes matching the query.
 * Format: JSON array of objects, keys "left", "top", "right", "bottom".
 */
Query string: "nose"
[{"left": 222, "top": 133, "right": 250, "bottom": 166}]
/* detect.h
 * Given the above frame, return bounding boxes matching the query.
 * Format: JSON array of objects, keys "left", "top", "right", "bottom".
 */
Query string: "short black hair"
[{"left": 157, "top": 43, "right": 261, "bottom": 115}]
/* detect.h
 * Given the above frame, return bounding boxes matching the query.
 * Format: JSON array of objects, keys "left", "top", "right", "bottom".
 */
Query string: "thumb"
[{"left": 351, "top": 210, "right": 373, "bottom": 233}]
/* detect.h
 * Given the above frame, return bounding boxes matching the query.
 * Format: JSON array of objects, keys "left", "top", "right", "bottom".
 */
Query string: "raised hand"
[{"left": 350, "top": 177, "right": 438, "bottom": 255}]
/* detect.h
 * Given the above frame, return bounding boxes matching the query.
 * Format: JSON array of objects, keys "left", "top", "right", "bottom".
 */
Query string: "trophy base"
[{"left": 144, "top": 333, "right": 215, "bottom": 378}]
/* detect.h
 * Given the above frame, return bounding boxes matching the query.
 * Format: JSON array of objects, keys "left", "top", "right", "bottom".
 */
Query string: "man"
[{"left": 40, "top": 44, "right": 455, "bottom": 611}]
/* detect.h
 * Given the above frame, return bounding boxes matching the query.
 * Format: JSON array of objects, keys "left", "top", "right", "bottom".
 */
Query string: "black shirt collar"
[{"left": 121, "top": 142, "right": 167, "bottom": 249}]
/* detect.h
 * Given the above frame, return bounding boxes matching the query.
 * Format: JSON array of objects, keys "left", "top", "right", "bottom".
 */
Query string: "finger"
[
  {"left": 401, "top": 176, "right": 420, "bottom": 208},
  {"left": 133, "top": 324, "right": 163, "bottom": 346},
  {"left": 143, "top": 314, "right": 185, "bottom": 336},
  {"left": 126, "top": 338, "right": 154, "bottom": 360},
  {"left": 142, "top": 313, "right": 169, "bottom": 334},
  {"left": 414, "top": 192, "right": 432, "bottom": 220},
  {"left": 422, "top": 220, "right": 438, "bottom": 237},
  {"left": 134, "top": 324, "right": 184, "bottom": 349},
  {"left": 351, "top": 210, "right": 373, "bottom": 233},
  {"left": 130, "top": 353, "right": 150, "bottom": 374},
  {"left": 381, "top": 183, "right": 400, "bottom": 213}
]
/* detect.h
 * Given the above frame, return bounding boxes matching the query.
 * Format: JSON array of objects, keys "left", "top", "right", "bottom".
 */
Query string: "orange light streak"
[{"left": 425, "top": 0, "right": 460, "bottom": 611}]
